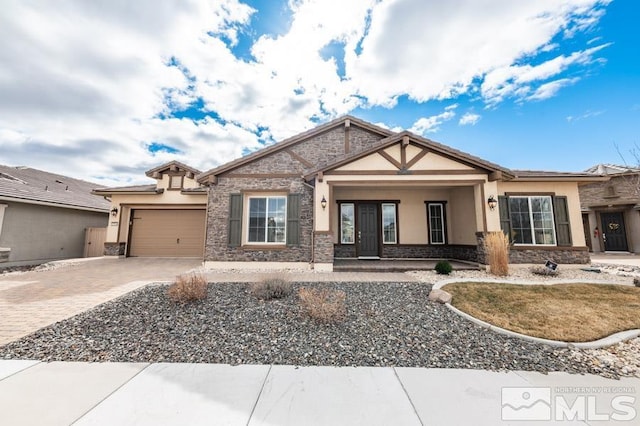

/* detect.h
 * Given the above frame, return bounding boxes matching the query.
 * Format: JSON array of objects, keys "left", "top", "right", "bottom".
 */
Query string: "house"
[
  {"left": 580, "top": 164, "right": 640, "bottom": 253},
  {"left": 98, "top": 116, "right": 604, "bottom": 270},
  {"left": 92, "top": 161, "right": 207, "bottom": 257},
  {"left": 0, "top": 165, "right": 110, "bottom": 267}
]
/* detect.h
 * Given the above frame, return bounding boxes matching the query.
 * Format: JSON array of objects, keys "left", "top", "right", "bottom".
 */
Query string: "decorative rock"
[{"left": 428, "top": 288, "right": 452, "bottom": 304}]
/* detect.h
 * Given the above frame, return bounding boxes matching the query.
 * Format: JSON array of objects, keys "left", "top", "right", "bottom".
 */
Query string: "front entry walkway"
[{"left": 0, "top": 257, "right": 201, "bottom": 346}]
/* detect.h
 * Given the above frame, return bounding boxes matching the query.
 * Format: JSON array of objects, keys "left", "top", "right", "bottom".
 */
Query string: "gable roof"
[
  {"left": 303, "top": 130, "right": 515, "bottom": 180},
  {"left": 146, "top": 160, "right": 201, "bottom": 178},
  {"left": 196, "top": 115, "right": 393, "bottom": 183},
  {"left": 0, "top": 164, "right": 110, "bottom": 212}
]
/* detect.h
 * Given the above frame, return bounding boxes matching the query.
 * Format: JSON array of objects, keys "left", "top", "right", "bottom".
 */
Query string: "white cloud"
[
  {"left": 566, "top": 109, "right": 605, "bottom": 122},
  {"left": 410, "top": 105, "right": 458, "bottom": 135},
  {"left": 0, "top": 0, "right": 612, "bottom": 184},
  {"left": 459, "top": 113, "right": 481, "bottom": 126}
]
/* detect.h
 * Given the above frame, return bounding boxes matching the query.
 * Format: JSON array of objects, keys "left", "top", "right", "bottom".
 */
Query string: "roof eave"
[{"left": 0, "top": 195, "right": 109, "bottom": 213}]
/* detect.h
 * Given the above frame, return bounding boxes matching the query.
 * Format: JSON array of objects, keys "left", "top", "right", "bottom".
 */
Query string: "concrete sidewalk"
[{"left": 1, "top": 360, "right": 638, "bottom": 425}]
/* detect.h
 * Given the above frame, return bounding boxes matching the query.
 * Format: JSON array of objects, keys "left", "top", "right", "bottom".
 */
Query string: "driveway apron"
[{"left": 0, "top": 257, "right": 201, "bottom": 346}]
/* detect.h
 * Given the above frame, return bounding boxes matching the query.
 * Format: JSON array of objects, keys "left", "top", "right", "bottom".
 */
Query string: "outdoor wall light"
[
  {"left": 320, "top": 196, "right": 327, "bottom": 210},
  {"left": 111, "top": 207, "right": 119, "bottom": 216},
  {"left": 487, "top": 195, "right": 498, "bottom": 211}
]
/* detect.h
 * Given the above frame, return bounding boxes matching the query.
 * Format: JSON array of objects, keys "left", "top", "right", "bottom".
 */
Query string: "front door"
[
  {"left": 357, "top": 203, "right": 379, "bottom": 258},
  {"left": 601, "top": 212, "right": 628, "bottom": 251}
]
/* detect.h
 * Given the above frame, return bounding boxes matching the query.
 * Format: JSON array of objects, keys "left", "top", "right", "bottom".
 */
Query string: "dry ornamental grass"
[
  {"left": 483, "top": 231, "right": 510, "bottom": 276},
  {"left": 298, "top": 287, "right": 346, "bottom": 323},
  {"left": 167, "top": 273, "right": 208, "bottom": 302},
  {"left": 250, "top": 274, "right": 293, "bottom": 300},
  {"left": 443, "top": 282, "right": 640, "bottom": 342}
]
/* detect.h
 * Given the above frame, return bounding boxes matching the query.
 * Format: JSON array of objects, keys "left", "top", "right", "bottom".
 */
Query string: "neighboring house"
[
  {"left": 92, "top": 161, "right": 207, "bottom": 257},
  {"left": 194, "top": 116, "right": 602, "bottom": 271},
  {"left": 0, "top": 165, "right": 109, "bottom": 267},
  {"left": 580, "top": 164, "right": 640, "bottom": 253}
]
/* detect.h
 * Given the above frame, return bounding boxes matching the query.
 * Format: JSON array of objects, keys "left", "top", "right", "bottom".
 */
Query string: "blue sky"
[{"left": 0, "top": 0, "right": 638, "bottom": 185}]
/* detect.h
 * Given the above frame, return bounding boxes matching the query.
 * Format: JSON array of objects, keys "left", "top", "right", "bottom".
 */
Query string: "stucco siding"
[{"left": 0, "top": 201, "right": 108, "bottom": 266}]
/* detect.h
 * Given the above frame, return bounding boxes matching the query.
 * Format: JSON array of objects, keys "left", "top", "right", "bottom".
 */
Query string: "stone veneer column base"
[
  {"left": 104, "top": 242, "right": 126, "bottom": 256},
  {"left": 204, "top": 261, "right": 312, "bottom": 271}
]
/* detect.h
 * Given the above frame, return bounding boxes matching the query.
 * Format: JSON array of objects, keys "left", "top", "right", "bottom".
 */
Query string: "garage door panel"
[{"left": 129, "top": 209, "right": 205, "bottom": 257}]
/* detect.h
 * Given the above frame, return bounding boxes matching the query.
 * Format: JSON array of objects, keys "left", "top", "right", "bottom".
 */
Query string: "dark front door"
[
  {"left": 601, "top": 212, "right": 628, "bottom": 251},
  {"left": 357, "top": 203, "right": 379, "bottom": 257}
]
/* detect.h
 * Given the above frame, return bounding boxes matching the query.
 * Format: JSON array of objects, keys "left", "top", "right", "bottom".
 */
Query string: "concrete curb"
[{"left": 433, "top": 278, "right": 640, "bottom": 349}]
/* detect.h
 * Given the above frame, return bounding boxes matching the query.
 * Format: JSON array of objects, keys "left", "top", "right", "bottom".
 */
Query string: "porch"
[{"left": 333, "top": 258, "right": 480, "bottom": 272}]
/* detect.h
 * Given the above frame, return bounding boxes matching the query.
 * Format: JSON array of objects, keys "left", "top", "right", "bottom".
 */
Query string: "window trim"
[
  {"left": 245, "top": 195, "right": 287, "bottom": 245},
  {"left": 508, "top": 195, "right": 557, "bottom": 246},
  {"left": 381, "top": 202, "right": 398, "bottom": 244},
  {"left": 339, "top": 202, "right": 355, "bottom": 244},
  {"left": 426, "top": 201, "right": 447, "bottom": 245}
]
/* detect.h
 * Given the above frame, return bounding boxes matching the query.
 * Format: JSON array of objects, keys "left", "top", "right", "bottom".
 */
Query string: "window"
[
  {"left": 509, "top": 196, "right": 556, "bottom": 245},
  {"left": 340, "top": 203, "right": 355, "bottom": 244},
  {"left": 427, "top": 203, "right": 446, "bottom": 244},
  {"left": 169, "top": 175, "right": 183, "bottom": 190},
  {"left": 248, "top": 196, "right": 286, "bottom": 243},
  {"left": 382, "top": 203, "right": 397, "bottom": 244}
]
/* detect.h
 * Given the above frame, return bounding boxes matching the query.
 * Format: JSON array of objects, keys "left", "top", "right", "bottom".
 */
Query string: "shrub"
[
  {"left": 531, "top": 266, "right": 560, "bottom": 277},
  {"left": 298, "top": 287, "right": 346, "bottom": 322},
  {"left": 250, "top": 274, "right": 293, "bottom": 300},
  {"left": 435, "top": 260, "right": 453, "bottom": 275},
  {"left": 484, "top": 231, "right": 510, "bottom": 277},
  {"left": 167, "top": 273, "right": 208, "bottom": 302}
]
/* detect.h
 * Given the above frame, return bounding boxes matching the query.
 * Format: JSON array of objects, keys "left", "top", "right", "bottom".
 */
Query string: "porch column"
[
  {"left": 483, "top": 180, "right": 501, "bottom": 232},
  {"left": 313, "top": 179, "right": 333, "bottom": 271},
  {"left": 314, "top": 180, "right": 330, "bottom": 231}
]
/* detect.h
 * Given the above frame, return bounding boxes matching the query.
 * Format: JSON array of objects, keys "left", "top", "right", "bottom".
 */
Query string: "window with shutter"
[
  {"left": 228, "top": 193, "right": 243, "bottom": 247},
  {"left": 286, "top": 194, "right": 300, "bottom": 246}
]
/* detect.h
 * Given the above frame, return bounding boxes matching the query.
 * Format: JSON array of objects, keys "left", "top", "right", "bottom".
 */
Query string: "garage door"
[{"left": 129, "top": 209, "right": 206, "bottom": 257}]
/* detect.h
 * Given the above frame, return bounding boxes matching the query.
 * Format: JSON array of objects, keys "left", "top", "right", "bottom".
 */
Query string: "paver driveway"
[{"left": 0, "top": 257, "right": 201, "bottom": 346}]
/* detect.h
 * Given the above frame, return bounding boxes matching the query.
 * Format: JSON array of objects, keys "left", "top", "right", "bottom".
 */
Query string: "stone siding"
[
  {"left": 230, "top": 150, "right": 305, "bottom": 175},
  {"left": 347, "top": 126, "right": 388, "bottom": 154},
  {"left": 579, "top": 174, "right": 639, "bottom": 208},
  {"left": 204, "top": 177, "right": 313, "bottom": 262},
  {"left": 476, "top": 232, "right": 589, "bottom": 265},
  {"left": 509, "top": 247, "right": 590, "bottom": 264},
  {"left": 334, "top": 244, "right": 478, "bottom": 262},
  {"left": 313, "top": 233, "right": 334, "bottom": 263},
  {"left": 104, "top": 242, "right": 125, "bottom": 256}
]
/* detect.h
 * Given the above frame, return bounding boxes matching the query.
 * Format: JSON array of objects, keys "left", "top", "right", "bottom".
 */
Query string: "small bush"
[
  {"left": 531, "top": 266, "right": 560, "bottom": 277},
  {"left": 634, "top": 277, "right": 640, "bottom": 287},
  {"left": 484, "top": 231, "right": 510, "bottom": 276},
  {"left": 250, "top": 274, "right": 293, "bottom": 300},
  {"left": 298, "top": 287, "right": 346, "bottom": 322},
  {"left": 435, "top": 260, "right": 453, "bottom": 275},
  {"left": 167, "top": 273, "right": 208, "bottom": 303}
]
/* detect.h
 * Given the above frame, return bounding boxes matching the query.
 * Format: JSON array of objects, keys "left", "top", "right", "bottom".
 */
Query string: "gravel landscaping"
[{"left": 1, "top": 272, "right": 639, "bottom": 379}]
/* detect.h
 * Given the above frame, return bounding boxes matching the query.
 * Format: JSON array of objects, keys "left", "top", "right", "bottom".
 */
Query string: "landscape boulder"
[{"left": 428, "top": 288, "right": 452, "bottom": 304}]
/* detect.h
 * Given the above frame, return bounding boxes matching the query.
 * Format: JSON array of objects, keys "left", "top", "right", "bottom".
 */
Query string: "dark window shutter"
[
  {"left": 498, "top": 196, "right": 511, "bottom": 241},
  {"left": 228, "top": 193, "right": 243, "bottom": 247},
  {"left": 286, "top": 193, "right": 301, "bottom": 246},
  {"left": 553, "top": 196, "right": 572, "bottom": 246}
]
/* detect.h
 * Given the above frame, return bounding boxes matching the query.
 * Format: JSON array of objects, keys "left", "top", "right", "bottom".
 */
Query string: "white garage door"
[{"left": 129, "top": 209, "right": 206, "bottom": 257}]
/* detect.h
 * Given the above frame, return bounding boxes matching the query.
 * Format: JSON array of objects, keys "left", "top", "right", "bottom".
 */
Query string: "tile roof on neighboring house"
[
  {"left": 91, "top": 184, "right": 161, "bottom": 196},
  {"left": 0, "top": 165, "right": 110, "bottom": 212},
  {"left": 511, "top": 170, "right": 609, "bottom": 182},
  {"left": 584, "top": 163, "right": 640, "bottom": 175}
]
